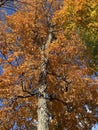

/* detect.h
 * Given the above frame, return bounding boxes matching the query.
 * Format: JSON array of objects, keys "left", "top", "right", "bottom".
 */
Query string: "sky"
[{"left": 92, "top": 124, "right": 98, "bottom": 130}]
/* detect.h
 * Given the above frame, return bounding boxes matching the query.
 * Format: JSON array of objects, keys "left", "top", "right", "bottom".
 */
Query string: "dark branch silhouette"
[{"left": 0, "top": 0, "right": 14, "bottom": 7}]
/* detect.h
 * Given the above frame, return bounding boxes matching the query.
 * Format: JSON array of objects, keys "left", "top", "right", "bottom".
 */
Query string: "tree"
[
  {"left": 54, "top": 0, "right": 98, "bottom": 71},
  {"left": 0, "top": 0, "right": 98, "bottom": 130}
]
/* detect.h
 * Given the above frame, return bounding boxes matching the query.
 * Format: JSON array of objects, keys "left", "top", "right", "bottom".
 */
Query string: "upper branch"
[{"left": 0, "top": 0, "right": 13, "bottom": 7}]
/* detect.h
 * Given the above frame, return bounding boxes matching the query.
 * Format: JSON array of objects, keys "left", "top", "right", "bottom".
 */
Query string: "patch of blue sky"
[
  {"left": 84, "top": 104, "right": 92, "bottom": 113},
  {"left": 26, "top": 117, "right": 32, "bottom": 121},
  {"left": 0, "top": 98, "right": 4, "bottom": 110},
  {"left": 0, "top": 65, "right": 3, "bottom": 75},
  {"left": 0, "top": 1, "right": 16, "bottom": 15},
  {"left": 0, "top": 51, "right": 8, "bottom": 60},
  {"left": 5, "top": 7, "right": 15, "bottom": 15},
  {"left": 0, "top": 99, "right": 3, "bottom": 107},
  {"left": 15, "top": 103, "right": 23, "bottom": 111},
  {"left": 10, "top": 122, "right": 27, "bottom": 130},
  {"left": 20, "top": 125, "right": 27, "bottom": 130},
  {"left": 96, "top": 72, "right": 98, "bottom": 75},
  {"left": 0, "top": 53, "right": 5, "bottom": 59},
  {"left": 91, "top": 73, "right": 97, "bottom": 79},
  {"left": 92, "top": 124, "right": 98, "bottom": 130},
  {"left": 0, "top": 53, "right": 3, "bottom": 58},
  {"left": 10, "top": 122, "right": 20, "bottom": 130},
  {"left": 11, "top": 56, "right": 24, "bottom": 66}
]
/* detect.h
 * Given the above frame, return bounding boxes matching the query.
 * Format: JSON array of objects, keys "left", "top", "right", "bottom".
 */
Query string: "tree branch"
[{"left": 0, "top": 0, "right": 13, "bottom": 7}]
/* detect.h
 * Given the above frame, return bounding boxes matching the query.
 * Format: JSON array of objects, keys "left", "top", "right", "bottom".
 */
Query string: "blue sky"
[{"left": 92, "top": 124, "right": 98, "bottom": 130}]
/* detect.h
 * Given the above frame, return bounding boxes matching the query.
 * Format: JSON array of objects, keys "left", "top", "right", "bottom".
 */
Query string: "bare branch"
[{"left": 0, "top": 0, "right": 13, "bottom": 7}]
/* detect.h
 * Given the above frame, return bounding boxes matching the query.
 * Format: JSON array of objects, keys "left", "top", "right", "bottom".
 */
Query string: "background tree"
[
  {"left": 54, "top": 0, "right": 98, "bottom": 71},
  {"left": 0, "top": 0, "right": 98, "bottom": 130}
]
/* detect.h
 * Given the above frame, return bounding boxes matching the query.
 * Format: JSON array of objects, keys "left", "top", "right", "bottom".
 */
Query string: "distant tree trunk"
[{"left": 37, "top": 24, "right": 53, "bottom": 130}]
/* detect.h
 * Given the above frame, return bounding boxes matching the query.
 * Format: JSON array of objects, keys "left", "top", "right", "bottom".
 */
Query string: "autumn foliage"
[{"left": 0, "top": 0, "right": 98, "bottom": 130}]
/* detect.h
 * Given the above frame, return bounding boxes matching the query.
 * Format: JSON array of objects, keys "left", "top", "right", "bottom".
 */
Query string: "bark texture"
[
  {"left": 37, "top": 24, "right": 53, "bottom": 130},
  {"left": 37, "top": 48, "right": 49, "bottom": 130}
]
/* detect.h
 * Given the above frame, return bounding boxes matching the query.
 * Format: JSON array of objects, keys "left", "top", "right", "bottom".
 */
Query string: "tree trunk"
[
  {"left": 37, "top": 24, "right": 53, "bottom": 130},
  {"left": 37, "top": 47, "right": 49, "bottom": 130}
]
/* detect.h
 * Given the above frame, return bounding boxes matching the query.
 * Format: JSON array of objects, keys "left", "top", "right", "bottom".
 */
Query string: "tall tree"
[{"left": 0, "top": 0, "right": 98, "bottom": 130}]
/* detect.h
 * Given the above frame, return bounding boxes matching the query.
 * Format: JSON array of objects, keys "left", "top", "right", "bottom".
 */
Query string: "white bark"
[
  {"left": 37, "top": 24, "right": 53, "bottom": 130},
  {"left": 37, "top": 96, "right": 49, "bottom": 130},
  {"left": 37, "top": 48, "right": 49, "bottom": 130}
]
